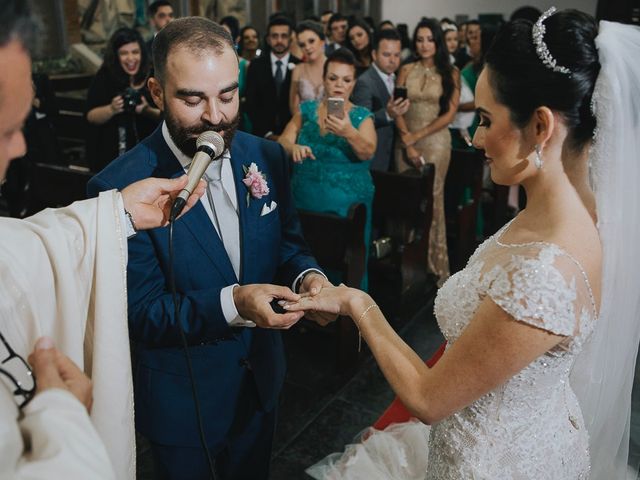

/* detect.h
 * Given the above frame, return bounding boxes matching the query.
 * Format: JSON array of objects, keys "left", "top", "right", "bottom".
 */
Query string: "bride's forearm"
[{"left": 350, "top": 297, "right": 435, "bottom": 423}]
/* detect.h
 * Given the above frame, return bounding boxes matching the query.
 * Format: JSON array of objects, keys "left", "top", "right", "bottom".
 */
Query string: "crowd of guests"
[
  {"left": 79, "top": 1, "right": 516, "bottom": 289},
  {"left": 6, "top": 1, "right": 640, "bottom": 478}
]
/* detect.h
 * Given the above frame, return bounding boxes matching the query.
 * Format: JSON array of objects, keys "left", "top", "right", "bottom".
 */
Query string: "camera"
[{"left": 122, "top": 87, "right": 142, "bottom": 112}]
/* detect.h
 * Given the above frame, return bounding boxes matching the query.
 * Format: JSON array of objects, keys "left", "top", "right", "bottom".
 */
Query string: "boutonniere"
[
  {"left": 287, "top": 62, "right": 296, "bottom": 71},
  {"left": 242, "top": 162, "right": 270, "bottom": 207}
]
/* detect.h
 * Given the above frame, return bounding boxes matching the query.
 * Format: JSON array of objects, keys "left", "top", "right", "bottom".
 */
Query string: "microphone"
[{"left": 170, "top": 131, "right": 225, "bottom": 222}]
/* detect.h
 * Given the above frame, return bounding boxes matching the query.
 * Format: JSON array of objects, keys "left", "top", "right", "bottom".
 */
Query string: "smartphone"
[
  {"left": 327, "top": 97, "right": 345, "bottom": 119},
  {"left": 393, "top": 86, "right": 408, "bottom": 100}
]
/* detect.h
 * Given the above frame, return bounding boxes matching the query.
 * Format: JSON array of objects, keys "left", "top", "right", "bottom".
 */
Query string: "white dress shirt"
[
  {"left": 372, "top": 62, "right": 395, "bottom": 96},
  {"left": 162, "top": 123, "right": 254, "bottom": 327},
  {"left": 270, "top": 52, "right": 291, "bottom": 77},
  {"left": 162, "top": 122, "right": 321, "bottom": 327},
  {"left": 372, "top": 63, "right": 396, "bottom": 122}
]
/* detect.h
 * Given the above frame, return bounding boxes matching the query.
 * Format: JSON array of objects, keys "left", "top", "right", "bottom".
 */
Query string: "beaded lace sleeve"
[{"left": 483, "top": 244, "right": 596, "bottom": 341}]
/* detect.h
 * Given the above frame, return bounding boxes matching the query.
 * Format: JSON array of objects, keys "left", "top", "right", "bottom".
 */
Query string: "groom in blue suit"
[{"left": 88, "top": 17, "right": 331, "bottom": 479}]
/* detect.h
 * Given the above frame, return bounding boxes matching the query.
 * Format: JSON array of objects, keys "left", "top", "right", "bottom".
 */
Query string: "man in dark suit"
[
  {"left": 145, "top": 0, "right": 174, "bottom": 54},
  {"left": 245, "top": 16, "right": 299, "bottom": 140},
  {"left": 325, "top": 13, "right": 348, "bottom": 55},
  {"left": 351, "top": 29, "right": 409, "bottom": 172},
  {"left": 88, "top": 17, "right": 331, "bottom": 480}
]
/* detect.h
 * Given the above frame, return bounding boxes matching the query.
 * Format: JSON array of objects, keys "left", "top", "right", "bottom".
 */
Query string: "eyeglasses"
[{"left": 0, "top": 331, "right": 36, "bottom": 409}]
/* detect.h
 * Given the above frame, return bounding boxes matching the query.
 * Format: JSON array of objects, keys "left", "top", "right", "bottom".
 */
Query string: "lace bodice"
[{"left": 428, "top": 224, "right": 597, "bottom": 479}]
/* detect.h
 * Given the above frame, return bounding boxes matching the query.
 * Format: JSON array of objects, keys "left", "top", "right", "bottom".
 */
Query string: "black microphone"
[{"left": 170, "top": 131, "right": 225, "bottom": 222}]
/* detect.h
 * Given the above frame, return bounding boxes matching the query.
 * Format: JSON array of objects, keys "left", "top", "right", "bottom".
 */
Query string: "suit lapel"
[
  {"left": 230, "top": 134, "right": 263, "bottom": 284},
  {"left": 150, "top": 129, "right": 237, "bottom": 284},
  {"left": 261, "top": 56, "right": 277, "bottom": 94},
  {"left": 370, "top": 68, "right": 391, "bottom": 103}
]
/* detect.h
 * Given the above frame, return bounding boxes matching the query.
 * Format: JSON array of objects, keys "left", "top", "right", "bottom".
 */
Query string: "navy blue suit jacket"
[{"left": 87, "top": 127, "right": 319, "bottom": 447}]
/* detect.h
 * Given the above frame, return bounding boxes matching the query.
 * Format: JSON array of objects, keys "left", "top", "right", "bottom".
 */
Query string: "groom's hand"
[
  {"left": 233, "top": 284, "right": 304, "bottom": 329},
  {"left": 299, "top": 273, "right": 338, "bottom": 327}
]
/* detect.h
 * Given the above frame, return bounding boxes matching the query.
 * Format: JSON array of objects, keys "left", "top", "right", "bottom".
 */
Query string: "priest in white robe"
[{"left": 0, "top": 2, "right": 204, "bottom": 478}]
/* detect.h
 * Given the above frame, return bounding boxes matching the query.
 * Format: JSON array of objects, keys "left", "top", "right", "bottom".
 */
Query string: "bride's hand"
[{"left": 281, "top": 284, "right": 371, "bottom": 319}]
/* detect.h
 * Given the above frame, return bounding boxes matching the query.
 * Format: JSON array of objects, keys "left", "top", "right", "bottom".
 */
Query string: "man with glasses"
[{"left": 0, "top": 1, "right": 204, "bottom": 478}]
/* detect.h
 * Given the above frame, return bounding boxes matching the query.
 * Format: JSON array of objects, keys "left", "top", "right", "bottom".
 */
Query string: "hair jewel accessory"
[
  {"left": 442, "top": 23, "right": 457, "bottom": 33},
  {"left": 532, "top": 7, "right": 572, "bottom": 75}
]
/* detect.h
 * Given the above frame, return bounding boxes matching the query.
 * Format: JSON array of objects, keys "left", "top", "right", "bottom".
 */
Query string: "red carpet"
[{"left": 373, "top": 341, "right": 447, "bottom": 430}]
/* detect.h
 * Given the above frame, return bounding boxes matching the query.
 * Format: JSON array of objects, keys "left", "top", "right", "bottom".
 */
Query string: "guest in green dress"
[{"left": 279, "top": 48, "right": 377, "bottom": 289}]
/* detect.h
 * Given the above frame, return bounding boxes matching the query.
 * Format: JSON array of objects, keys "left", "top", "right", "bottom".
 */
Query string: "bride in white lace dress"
[{"left": 284, "top": 8, "right": 640, "bottom": 479}]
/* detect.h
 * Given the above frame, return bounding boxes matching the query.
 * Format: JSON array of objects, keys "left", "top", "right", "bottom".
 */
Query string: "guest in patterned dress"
[
  {"left": 289, "top": 21, "right": 327, "bottom": 115},
  {"left": 394, "top": 17, "right": 460, "bottom": 286},
  {"left": 279, "top": 49, "right": 376, "bottom": 289}
]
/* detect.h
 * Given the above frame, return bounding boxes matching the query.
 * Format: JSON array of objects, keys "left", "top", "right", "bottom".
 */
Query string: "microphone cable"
[{"left": 167, "top": 219, "right": 217, "bottom": 480}]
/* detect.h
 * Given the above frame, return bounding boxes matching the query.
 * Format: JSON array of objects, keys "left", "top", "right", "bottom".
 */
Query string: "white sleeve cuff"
[
  {"left": 292, "top": 268, "right": 326, "bottom": 293},
  {"left": 116, "top": 193, "right": 130, "bottom": 264},
  {"left": 221, "top": 284, "right": 256, "bottom": 327},
  {"left": 385, "top": 111, "right": 393, "bottom": 123}
]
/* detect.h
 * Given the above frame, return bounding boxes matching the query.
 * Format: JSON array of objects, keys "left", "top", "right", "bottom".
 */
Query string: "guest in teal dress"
[{"left": 279, "top": 49, "right": 377, "bottom": 289}]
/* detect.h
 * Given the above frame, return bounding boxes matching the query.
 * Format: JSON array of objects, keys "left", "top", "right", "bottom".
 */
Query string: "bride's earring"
[{"left": 534, "top": 144, "right": 543, "bottom": 169}]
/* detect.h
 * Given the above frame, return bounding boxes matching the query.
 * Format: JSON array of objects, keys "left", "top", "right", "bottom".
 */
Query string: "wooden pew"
[
  {"left": 50, "top": 74, "right": 93, "bottom": 167},
  {"left": 54, "top": 94, "right": 88, "bottom": 162},
  {"left": 296, "top": 203, "right": 367, "bottom": 373},
  {"left": 444, "top": 149, "right": 484, "bottom": 273},
  {"left": 369, "top": 165, "right": 437, "bottom": 323},
  {"left": 26, "top": 162, "right": 92, "bottom": 216},
  {"left": 485, "top": 184, "right": 511, "bottom": 236},
  {"left": 50, "top": 73, "right": 94, "bottom": 93}
]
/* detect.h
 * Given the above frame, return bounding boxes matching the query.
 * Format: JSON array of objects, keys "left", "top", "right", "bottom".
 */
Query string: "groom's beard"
[{"left": 164, "top": 105, "right": 240, "bottom": 158}]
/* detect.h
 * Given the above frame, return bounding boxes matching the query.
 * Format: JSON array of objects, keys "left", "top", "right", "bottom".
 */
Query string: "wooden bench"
[
  {"left": 53, "top": 95, "right": 88, "bottom": 161},
  {"left": 369, "top": 165, "right": 437, "bottom": 323},
  {"left": 484, "top": 184, "right": 512, "bottom": 236},
  {"left": 444, "top": 149, "right": 484, "bottom": 273},
  {"left": 296, "top": 203, "right": 368, "bottom": 372},
  {"left": 50, "top": 73, "right": 94, "bottom": 93},
  {"left": 26, "top": 162, "right": 92, "bottom": 216}
]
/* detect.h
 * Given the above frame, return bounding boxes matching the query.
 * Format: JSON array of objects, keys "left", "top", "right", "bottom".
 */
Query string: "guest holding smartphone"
[
  {"left": 279, "top": 49, "right": 376, "bottom": 289},
  {"left": 351, "top": 28, "right": 409, "bottom": 172},
  {"left": 394, "top": 18, "right": 460, "bottom": 286}
]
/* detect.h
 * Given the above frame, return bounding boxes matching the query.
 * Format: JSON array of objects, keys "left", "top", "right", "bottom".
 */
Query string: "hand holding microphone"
[
  {"left": 121, "top": 175, "right": 207, "bottom": 229},
  {"left": 170, "top": 131, "right": 225, "bottom": 222}
]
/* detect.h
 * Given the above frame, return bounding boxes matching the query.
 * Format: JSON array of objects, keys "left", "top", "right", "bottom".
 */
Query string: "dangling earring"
[{"left": 534, "top": 144, "right": 543, "bottom": 169}]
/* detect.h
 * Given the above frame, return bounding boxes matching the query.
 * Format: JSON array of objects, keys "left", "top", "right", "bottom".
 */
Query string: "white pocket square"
[{"left": 260, "top": 201, "right": 278, "bottom": 216}]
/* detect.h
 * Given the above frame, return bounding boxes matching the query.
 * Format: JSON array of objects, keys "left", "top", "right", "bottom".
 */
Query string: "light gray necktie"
[
  {"left": 203, "top": 159, "right": 241, "bottom": 278},
  {"left": 387, "top": 74, "right": 395, "bottom": 96}
]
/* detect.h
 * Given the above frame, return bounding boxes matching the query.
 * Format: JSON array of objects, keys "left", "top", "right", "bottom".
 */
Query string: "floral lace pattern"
[{"left": 428, "top": 228, "right": 596, "bottom": 479}]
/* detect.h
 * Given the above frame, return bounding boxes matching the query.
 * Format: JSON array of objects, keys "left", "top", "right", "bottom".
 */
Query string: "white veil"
[{"left": 569, "top": 20, "right": 640, "bottom": 479}]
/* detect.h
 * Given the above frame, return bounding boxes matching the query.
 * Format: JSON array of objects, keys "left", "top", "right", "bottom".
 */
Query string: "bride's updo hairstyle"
[{"left": 484, "top": 9, "right": 600, "bottom": 152}]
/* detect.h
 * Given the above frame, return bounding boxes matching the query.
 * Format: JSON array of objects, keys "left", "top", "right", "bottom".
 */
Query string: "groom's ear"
[{"left": 148, "top": 77, "right": 164, "bottom": 112}]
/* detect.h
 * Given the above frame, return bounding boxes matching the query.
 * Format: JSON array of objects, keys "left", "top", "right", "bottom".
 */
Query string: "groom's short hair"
[{"left": 153, "top": 16, "right": 236, "bottom": 85}]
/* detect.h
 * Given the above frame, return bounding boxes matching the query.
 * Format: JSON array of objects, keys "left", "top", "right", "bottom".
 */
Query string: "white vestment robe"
[{"left": 0, "top": 190, "right": 134, "bottom": 479}]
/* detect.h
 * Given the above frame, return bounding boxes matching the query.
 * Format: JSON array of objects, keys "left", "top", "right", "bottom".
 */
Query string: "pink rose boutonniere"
[{"left": 242, "top": 162, "right": 270, "bottom": 207}]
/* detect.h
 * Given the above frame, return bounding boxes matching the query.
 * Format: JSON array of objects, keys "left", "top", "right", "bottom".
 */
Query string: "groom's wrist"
[{"left": 293, "top": 268, "right": 325, "bottom": 293}]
